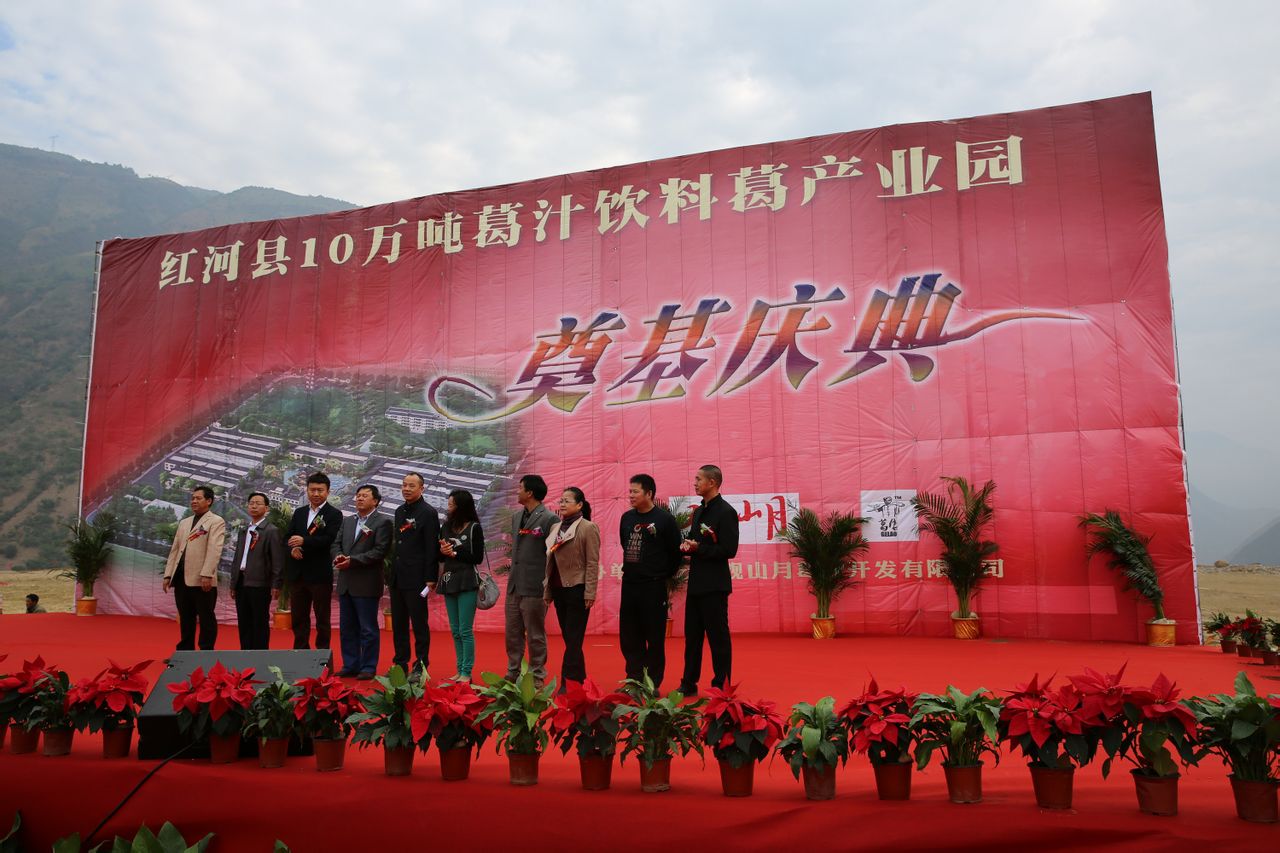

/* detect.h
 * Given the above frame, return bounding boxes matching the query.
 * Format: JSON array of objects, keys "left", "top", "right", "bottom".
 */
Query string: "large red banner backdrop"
[{"left": 83, "top": 92, "right": 1198, "bottom": 642}]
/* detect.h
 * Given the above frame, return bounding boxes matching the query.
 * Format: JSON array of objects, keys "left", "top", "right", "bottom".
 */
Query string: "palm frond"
[
  {"left": 1079, "top": 510, "right": 1164, "bottom": 619},
  {"left": 912, "top": 476, "right": 998, "bottom": 618}
]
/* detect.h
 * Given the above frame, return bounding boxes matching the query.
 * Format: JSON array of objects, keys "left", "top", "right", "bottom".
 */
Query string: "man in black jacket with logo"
[
  {"left": 618, "top": 473, "right": 683, "bottom": 689},
  {"left": 677, "top": 464, "right": 739, "bottom": 696},
  {"left": 389, "top": 472, "right": 441, "bottom": 675},
  {"left": 286, "top": 472, "right": 344, "bottom": 651}
]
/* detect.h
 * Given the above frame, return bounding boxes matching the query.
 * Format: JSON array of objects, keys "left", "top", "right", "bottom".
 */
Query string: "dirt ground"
[{"left": 4, "top": 565, "right": 1280, "bottom": 624}]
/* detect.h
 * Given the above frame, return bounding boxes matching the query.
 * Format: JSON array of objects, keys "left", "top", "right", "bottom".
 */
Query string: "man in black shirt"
[
  {"left": 285, "top": 472, "right": 344, "bottom": 652},
  {"left": 389, "top": 472, "right": 441, "bottom": 675},
  {"left": 618, "top": 473, "right": 683, "bottom": 690},
  {"left": 677, "top": 464, "right": 739, "bottom": 695}
]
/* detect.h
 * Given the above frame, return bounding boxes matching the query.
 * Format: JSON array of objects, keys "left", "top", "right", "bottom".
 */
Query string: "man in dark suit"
[
  {"left": 286, "top": 472, "right": 344, "bottom": 651},
  {"left": 389, "top": 472, "right": 440, "bottom": 675},
  {"left": 677, "top": 464, "right": 740, "bottom": 696},
  {"left": 230, "top": 492, "right": 287, "bottom": 650},
  {"left": 331, "top": 484, "right": 392, "bottom": 679},
  {"left": 162, "top": 486, "right": 227, "bottom": 651}
]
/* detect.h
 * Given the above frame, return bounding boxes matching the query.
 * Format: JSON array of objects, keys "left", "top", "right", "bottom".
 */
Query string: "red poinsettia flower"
[
  {"left": 1132, "top": 673, "right": 1198, "bottom": 736},
  {"left": 0, "top": 656, "right": 57, "bottom": 695},
  {"left": 410, "top": 680, "right": 490, "bottom": 743},
  {"left": 1069, "top": 664, "right": 1128, "bottom": 724},
  {"left": 168, "top": 662, "right": 258, "bottom": 721},
  {"left": 293, "top": 667, "right": 363, "bottom": 726},
  {"left": 700, "top": 683, "right": 786, "bottom": 751},
  {"left": 68, "top": 659, "right": 153, "bottom": 720},
  {"left": 545, "top": 678, "right": 630, "bottom": 736}
]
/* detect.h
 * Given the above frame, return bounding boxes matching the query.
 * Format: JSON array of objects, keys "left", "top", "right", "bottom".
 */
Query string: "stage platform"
[{"left": 2, "top": 615, "right": 1277, "bottom": 850}]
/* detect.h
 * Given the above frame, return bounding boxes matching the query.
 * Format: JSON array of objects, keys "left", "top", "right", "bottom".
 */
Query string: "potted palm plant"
[
  {"left": 778, "top": 507, "right": 868, "bottom": 639},
  {"left": 476, "top": 667, "right": 556, "bottom": 786},
  {"left": 911, "top": 476, "right": 997, "bottom": 639},
  {"left": 243, "top": 666, "right": 298, "bottom": 768},
  {"left": 545, "top": 678, "right": 631, "bottom": 790},
  {"left": 410, "top": 679, "right": 492, "bottom": 781},
  {"left": 1095, "top": 673, "right": 1200, "bottom": 816},
  {"left": 267, "top": 501, "right": 293, "bottom": 630},
  {"left": 656, "top": 498, "right": 692, "bottom": 637},
  {"left": 910, "top": 686, "right": 1002, "bottom": 803},
  {"left": 61, "top": 514, "right": 117, "bottom": 616},
  {"left": 346, "top": 665, "right": 424, "bottom": 776},
  {"left": 1186, "top": 671, "right": 1280, "bottom": 823},
  {"left": 168, "top": 662, "right": 260, "bottom": 763},
  {"left": 841, "top": 678, "right": 919, "bottom": 800},
  {"left": 699, "top": 683, "right": 786, "bottom": 797},
  {"left": 66, "top": 659, "right": 152, "bottom": 759},
  {"left": 1079, "top": 510, "right": 1174, "bottom": 645},
  {"left": 998, "top": 674, "right": 1101, "bottom": 809},
  {"left": 292, "top": 668, "right": 362, "bottom": 771},
  {"left": 614, "top": 675, "right": 705, "bottom": 792},
  {"left": 775, "top": 696, "right": 850, "bottom": 800}
]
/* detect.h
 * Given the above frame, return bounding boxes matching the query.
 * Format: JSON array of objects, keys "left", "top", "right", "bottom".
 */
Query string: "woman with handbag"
[
  {"left": 543, "top": 486, "right": 600, "bottom": 687},
  {"left": 438, "top": 489, "right": 485, "bottom": 682}
]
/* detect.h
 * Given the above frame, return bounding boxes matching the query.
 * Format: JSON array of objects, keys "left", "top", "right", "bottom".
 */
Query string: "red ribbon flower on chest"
[
  {"left": 399, "top": 518, "right": 416, "bottom": 533},
  {"left": 187, "top": 527, "right": 208, "bottom": 543}
]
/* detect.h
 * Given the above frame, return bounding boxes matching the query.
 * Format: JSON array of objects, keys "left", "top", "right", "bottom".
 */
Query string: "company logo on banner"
[
  {"left": 861, "top": 490, "right": 918, "bottom": 542},
  {"left": 678, "top": 493, "right": 797, "bottom": 545}
]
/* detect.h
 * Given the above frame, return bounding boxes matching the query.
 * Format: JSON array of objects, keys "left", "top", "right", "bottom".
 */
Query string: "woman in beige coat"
[{"left": 543, "top": 486, "right": 600, "bottom": 687}]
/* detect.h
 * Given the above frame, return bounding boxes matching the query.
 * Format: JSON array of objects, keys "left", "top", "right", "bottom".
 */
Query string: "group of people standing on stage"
[{"left": 160, "top": 463, "right": 739, "bottom": 695}]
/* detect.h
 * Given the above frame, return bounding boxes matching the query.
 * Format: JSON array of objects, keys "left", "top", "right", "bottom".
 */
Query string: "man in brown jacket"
[{"left": 162, "top": 486, "right": 227, "bottom": 651}]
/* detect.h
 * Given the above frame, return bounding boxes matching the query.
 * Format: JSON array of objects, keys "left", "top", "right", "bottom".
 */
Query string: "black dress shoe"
[
  {"left": 357, "top": 671, "right": 375, "bottom": 681},
  {"left": 677, "top": 683, "right": 698, "bottom": 697},
  {"left": 337, "top": 669, "right": 357, "bottom": 678}
]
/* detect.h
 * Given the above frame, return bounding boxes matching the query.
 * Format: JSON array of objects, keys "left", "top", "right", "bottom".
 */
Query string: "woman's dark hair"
[
  {"left": 446, "top": 489, "right": 479, "bottom": 531},
  {"left": 564, "top": 486, "right": 591, "bottom": 521}
]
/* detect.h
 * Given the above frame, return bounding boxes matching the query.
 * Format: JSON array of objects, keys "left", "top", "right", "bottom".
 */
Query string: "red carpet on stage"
[{"left": 2, "top": 615, "right": 1278, "bottom": 850}]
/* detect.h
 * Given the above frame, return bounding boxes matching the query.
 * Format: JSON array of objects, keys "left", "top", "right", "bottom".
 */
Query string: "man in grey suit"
[
  {"left": 505, "top": 474, "right": 558, "bottom": 686},
  {"left": 331, "top": 484, "right": 391, "bottom": 679},
  {"left": 230, "top": 492, "right": 287, "bottom": 649}
]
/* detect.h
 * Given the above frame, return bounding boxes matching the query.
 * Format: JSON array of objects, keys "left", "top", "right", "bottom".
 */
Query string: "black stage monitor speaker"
[{"left": 137, "top": 650, "right": 332, "bottom": 760}]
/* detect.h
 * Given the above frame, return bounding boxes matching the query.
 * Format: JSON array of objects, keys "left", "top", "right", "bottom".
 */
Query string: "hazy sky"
[{"left": 2, "top": 1, "right": 1276, "bottom": 503}]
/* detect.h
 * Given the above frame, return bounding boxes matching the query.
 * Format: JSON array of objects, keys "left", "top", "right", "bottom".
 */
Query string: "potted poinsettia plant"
[
  {"left": 1236, "top": 611, "right": 1268, "bottom": 659},
  {"left": 168, "top": 662, "right": 260, "bottom": 763},
  {"left": 0, "top": 657, "right": 52, "bottom": 754},
  {"left": 998, "top": 674, "right": 1100, "bottom": 809},
  {"left": 1094, "top": 673, "right": 1201, "bottom": 816},
  {"left": 545, "top": 678, "right": 631, "bottom": 790},
  {"left": 292, "top": 667, "right": 363, "bottom": 771},
  {"left": 775, "top": 696, "right": 850, "bottom": 800},
  {"left": 699, "top": 683, "right": 786, "bottom": 797},
  {"left": 346, "top": 665, "right": 425, "bottom": 777},
  {"left": 1204, "top": 611, "right": 1238, "bottom": 653},
  {"left": 476, "top": 666, "right": 556, "bottom": 786},
  {"left": 840, "top": 678, "right": 919, "bottom": 800},
  {"left": 25, "top": 664, "right": 76, "bottom": 756},
  {"left": 243, "top": 666, "right": 299, "bottom": 768},
  {"left": 1186, "top": 671, "right": 1280, "bottom": 823},
  {"left": 409, "top": 679, "right": 492, "bottom": 781},
  {"left": 614, "top": 675, "right": 705, "bottom": 792},
  {"left": 910, "top": 686, "right": 1003, "bottom": 804},
  {"left": 66, "top": 659, "right": 152, "bottom": 758}
]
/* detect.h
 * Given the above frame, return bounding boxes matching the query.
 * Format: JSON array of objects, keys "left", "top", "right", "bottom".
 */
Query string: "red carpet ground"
[{"left": 2, "top": 615, "right": 1278, "bottom": 850}]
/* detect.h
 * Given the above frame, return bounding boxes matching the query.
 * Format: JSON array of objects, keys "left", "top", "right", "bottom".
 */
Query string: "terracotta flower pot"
[
  {"left": 579, "top": 753, "right": 614, "bottom": 790},
  {"left": 811, "top": 616, "right": 836, "bottom": 640},
  {"left": 802, "top": 764, "right": 836, "bottom": 800},
  {"left": 1237, "top": 644, "right": 1252, "bottom": 658},
  {"left": 313, "top": 736, "right": 346, "bottom": 771},
  {"left": 508, "top": 752, "right": 540, "bottom": 786},
  {"left": 75, "top": 597, "right": 98, "bottom": 616},
  {"left": 382, "top": 610, "right": 394, "bottom": 633},
  {"left": 665, "top": 617, "right": 674, "bottom": 638},
  {"left": 102, "top": 726, "right": 134, "bottom": 759},
  {"left": 1221, "top": 639, "right": 1237, "bottom": 653},
  {"left": 952, "top": 615, "right": 980, "bottom": 640},
  {"left": 8, "top": 725, "right": 39, "bottom": 754},
  {"left": 1132, "top": 770, "right": 1178, "bottom": 816},
  {"left": 640, "top": 757, "right": 672, "bottom": 792},
  {"left": 873, "top": 761, "right": 913, "bottom": 800},
  {"left": 384, "top": 744, "right": 416, "bottom": 776},
  {"left": 439, "top": 746, "right": 473, "bottom": 781},
  {"left": 1229, "top": 775, "right": 1279, "bottom": 823},
  {"left": 258, "top": 737, "right": 289, "bottom": 768},
  {"left": 944, "top": 762, "right": 983, "bottom": 804},
  {"left": 1145, "top": 620, "right": 1176, "bottom": 647},
  {"left": 1262, "top": 650, "right": 1279, "bottom": 666},
  {"left": 1029, "top": 764, "right": 1075, "bottom": 810},
  {"left": 41, "top": 728, "right": 74, "bottom": 757},
  {"left": 718, "top": 759, "right": 755, "bottom": 797},
  {"left": 209, "top": 732, "right": 241, "bottom": 764},
  {"left": 273, "top": 610, "right": 292, "bottom": 631}
]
